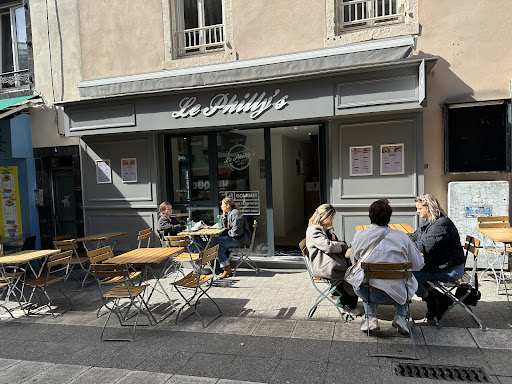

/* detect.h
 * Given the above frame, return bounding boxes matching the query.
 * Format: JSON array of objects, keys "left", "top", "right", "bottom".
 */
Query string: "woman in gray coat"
[{"left": 306, "top": 204, "right": 357, "bottom": 311}]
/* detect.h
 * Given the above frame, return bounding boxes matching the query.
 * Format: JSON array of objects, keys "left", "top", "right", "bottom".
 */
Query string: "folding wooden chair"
[
  {"left": 24, "top": 250, "right": 73, "bottom": 317},
  {"left": 53, "top": 239, "right": 90, "bottom": 284},
  {"left": 231, "top": 220, "right": 260, "bottom": 276},
  {"left": 298, "top": 239, "right": 350, "bottom": 322},
  {"left": 162, "top": 235, "right": 200, "bottom": 277},
  {"left": 428, "top": 236, "right": 486, "bottom": 330},
  {"left": 171, "top": 244, "right": 221, "bottom": 327},
  {"left": 477, "top": 216, "right": 511, "bottom": 294},
  {"left": 91, "top": 263, "right": 154, "bottom": 341},
  {"left": 361, "top": 261, "right": 417, "bottom": 359},
  {"left": 0, "top": 279, "right": 14, "bottom": 318},
  {"left": 137, "top": 228, "right": 153, "bottom": 248}
]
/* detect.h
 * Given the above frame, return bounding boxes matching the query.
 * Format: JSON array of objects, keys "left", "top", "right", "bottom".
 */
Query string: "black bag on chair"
[{"left": 455, "top": 276, "right": 481, "bottom": 306}]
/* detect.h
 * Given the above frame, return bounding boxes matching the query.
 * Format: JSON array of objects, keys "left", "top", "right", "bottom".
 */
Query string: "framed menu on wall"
[
  {"left": 380, "top": 144, "right": 404, "bottom": 175},
  {"left": 96, "top": 159, "right": 112, "bottom": 184},
  {"left": 121, "top": 158, "right": 137, "bottom": 183},
  {"left": 349, "top": 145, "right": 373, "bottom": 176}
]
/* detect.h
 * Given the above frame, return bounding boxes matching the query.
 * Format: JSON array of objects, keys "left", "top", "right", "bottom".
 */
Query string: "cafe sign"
[
  {"left": 171, "top": 89, "right": 289, "bottom": 120},
  {"left": 225, "top": 144, "right": 256, "bottom": 171}
]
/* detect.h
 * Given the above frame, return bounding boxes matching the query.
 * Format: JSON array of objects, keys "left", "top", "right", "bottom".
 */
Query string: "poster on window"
[
  {"left": 121, "top": 158, "right": 137, "bottom": 183},
  {"left": 96, "top": 160, "right": 112, "bottom": 184},
  {"left": 349, "top": 145, "right": 373, "bottom": 176},
  {"left": 380, "top": 144, "right": 404, "bottom": 175},
  {"left": 0, "top": 166, "right": 23, "bottom": 239}
]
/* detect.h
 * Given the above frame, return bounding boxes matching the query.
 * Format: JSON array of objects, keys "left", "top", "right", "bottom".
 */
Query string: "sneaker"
[
  {"left": 392, "top": 316, "right": 410, "bottom": 335},
  {"left": 360, "top": 316, "right": 380, "bottom": 332},
  {"left": 335, "top": 300, "right": 360, "bottom": 316}
]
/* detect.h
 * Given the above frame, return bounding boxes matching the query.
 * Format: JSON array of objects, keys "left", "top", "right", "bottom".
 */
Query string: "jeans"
[
  {"left": 355, "top": 286, "right": 407, "bottom": 317},
  {"left": 414, "top": 263, "right": 465, "bottom": 297},
  {"left": 211, "top": 236, "right": 243, "bottom": 267}
]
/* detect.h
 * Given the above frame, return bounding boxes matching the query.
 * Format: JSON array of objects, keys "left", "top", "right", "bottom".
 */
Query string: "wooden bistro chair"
[
  {"left": 298, "top": 239, "right": 351, "bottom": 322},
  {"left": 137, "top": 228, "right": 153, "bottom": 248},
  {"left": 171, "top": 244, "right": 221, "bottom": 328},
  {"left": 53, "top": 239, "right": 91, "bottom": 290},
  {"left": 231, "top": 220, "right": 260, "bottom": 276},
  {"left": 91, "top": 263, "right": 154, "bottom": 341},
  {"left": 428, "top": 236, "right": 486, "bottom": 330},
  {"left": 24, "top": 250, "right": 73, "bottom": 317},
  {"left": 477, "top": 216, "right": 511, "bottom": 295},
  {"left": 163, "top": 235, "right": 200, "bottom": 278},
  {"left": 361, "top": 261, "right": 417, "bottom": 359}
]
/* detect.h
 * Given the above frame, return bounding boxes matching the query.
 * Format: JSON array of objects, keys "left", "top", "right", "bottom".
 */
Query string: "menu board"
[
  {"left": 96, "top": 159, "right": 112, "bottom": 184},
  {"left": 0, "top": 166, "right": 23, "bottom": 239},
  {"left": 380, "top": 144, "right": 404, "bottom": 175},
  {"left": 349, "top": 146, "right": 373, "bottom": 176},
  {"left": 121, "top": 158, "right": 137, "bottom": 183}
]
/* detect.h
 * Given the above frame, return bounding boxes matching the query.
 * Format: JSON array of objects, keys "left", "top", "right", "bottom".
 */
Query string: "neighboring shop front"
[{"left": 60, "top": 37, "right": 434, "bottom": 257}]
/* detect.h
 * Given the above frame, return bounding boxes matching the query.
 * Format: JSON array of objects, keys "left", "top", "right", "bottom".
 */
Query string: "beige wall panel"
[
  {"left": 416, "top": 0, "right": 512, "bottom": 208},
  {"left": 79, "top": 0, "right": 165, "bottom": 80},
  {"left": 231, "top": 0, "right": 325, "bottom": 59}
]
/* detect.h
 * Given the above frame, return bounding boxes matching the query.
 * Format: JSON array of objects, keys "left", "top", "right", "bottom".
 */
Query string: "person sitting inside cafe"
[
  {"left": 409, "top": 193, "right": 466, "bottom": 321},
  {"left": 157, "top": 202, "right": 185, "bottom": 239},
  {"left": 211, "top": 197, "right": 251, "bottom": 279}
]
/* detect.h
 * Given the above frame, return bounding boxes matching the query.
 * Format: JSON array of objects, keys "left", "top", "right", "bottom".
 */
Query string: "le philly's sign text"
[{"left": 172, "top": 89, "right": 289, "bottom": 120}]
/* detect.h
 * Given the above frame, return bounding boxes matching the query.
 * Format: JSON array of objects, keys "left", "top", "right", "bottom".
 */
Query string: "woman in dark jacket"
[
  {"left": 157, "top": 202, "right": 185, "bottom": 239},
  {"left": 410, "top": 194, "right": 466, "bottom": 321},
  {"left": 212, "top": 197, "right": 251, "bottom": 279}
]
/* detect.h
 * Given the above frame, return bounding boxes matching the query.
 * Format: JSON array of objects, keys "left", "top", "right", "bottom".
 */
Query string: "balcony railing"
[
  {"left": 176, "top": 24, "right": 225, "bottom": 55},
  {"left": 0, "top": 69, "right": 30, "bottom": 89},
  {"left": 336, "top": 0, "right": 404, "bottom": 33}
]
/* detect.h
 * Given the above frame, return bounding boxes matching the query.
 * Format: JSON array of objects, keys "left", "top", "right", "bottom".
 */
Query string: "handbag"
[
  {"left": 455, "top": 275, "right": 481, "bottom": 306},
  {"left": 344, "top": 227, "right": 391, "bottom": 290}
]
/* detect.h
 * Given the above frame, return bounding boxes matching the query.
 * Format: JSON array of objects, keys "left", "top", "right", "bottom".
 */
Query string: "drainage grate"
[{"left": 394, "top": 362, "right": 490, "bottom": 382}]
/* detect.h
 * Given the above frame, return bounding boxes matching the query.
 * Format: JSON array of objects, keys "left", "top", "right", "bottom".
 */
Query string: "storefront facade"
[{"left": 60, "top": 36, "right": 434, "bottom": 256}]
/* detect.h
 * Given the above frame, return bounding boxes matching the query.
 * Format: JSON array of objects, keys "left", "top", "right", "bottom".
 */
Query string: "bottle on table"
[
  {"left": 216, "top": 215, "right": 222, "bottom": 229},
  {"left": 186, "top": 218, "right": 191, "bottom": 232}
]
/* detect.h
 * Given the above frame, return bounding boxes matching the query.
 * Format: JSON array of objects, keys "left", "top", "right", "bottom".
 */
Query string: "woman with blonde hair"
[
  {"left": 211, "top": 196, "right": 251, "bottom": 278},
  {"left": 410, "top": 193, "right": 466, "bottom": 321},
  {"left": 305, "top": 204, "right": 357, "bottom": 312}
]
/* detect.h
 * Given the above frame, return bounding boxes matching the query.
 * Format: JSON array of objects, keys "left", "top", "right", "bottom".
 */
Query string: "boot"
[
  {"left": 423, "top": 291, "right": 439, "bottom": 320},
  {"left": 219, "top": 265, "right": 233, "bottom": 279},
  {"left": 436, "top": 292, "right": 454, "bottom": 321}
]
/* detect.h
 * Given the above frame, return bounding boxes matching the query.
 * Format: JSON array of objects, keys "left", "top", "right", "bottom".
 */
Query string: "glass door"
[{"left": 216, "top": 129, "right": 268, "bottom": 255}]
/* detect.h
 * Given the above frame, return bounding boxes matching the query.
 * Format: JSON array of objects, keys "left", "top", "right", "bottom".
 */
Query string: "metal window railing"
[
  {"left": 0, "top": 69, "right": 30, "bottom": 89},
  {"left": 336, "top": 0, "right": 404, "bottom": 33},
  {"left": 176, "top": 24, "right": 225, "bottom": 55}
]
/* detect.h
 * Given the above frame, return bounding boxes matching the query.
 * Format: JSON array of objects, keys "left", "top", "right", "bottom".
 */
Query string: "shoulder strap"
[{"left": 354, "top": 227, "right": 391, "bottom": 267}]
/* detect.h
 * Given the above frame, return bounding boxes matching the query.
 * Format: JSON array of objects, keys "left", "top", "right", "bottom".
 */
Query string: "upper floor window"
[
  {"left": 176, "top": 0, "right": 224, "bottom": 56},
  {"left": 0, "top": 4, "right": 28, "bottom": 89},
  {"left": 336, "top": 0, "right": 404, "bottom": 33}
]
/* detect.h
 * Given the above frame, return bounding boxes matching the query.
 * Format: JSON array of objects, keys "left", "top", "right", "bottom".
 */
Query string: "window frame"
[
  {"left": 0, "top": 2, "right": 29, "bottom": 89},
  {"left": 444, "top": 100, "right": 512, "bottom": 174}
]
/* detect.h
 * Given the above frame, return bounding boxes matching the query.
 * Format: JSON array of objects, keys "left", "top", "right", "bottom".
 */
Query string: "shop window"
[
  {"left": 0, "top": 3, "right": 28, "bottom": 89},
  {"left": 175, "top": 0, "right": 224, "bottom": 56},
  {"left": 445, "top": 101, "right": 511, "bottom": 174}
]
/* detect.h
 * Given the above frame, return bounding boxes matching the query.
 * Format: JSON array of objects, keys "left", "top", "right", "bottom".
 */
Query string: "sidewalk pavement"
[{"left": 1, "top": 266, "right": 512, "bottom": 384}]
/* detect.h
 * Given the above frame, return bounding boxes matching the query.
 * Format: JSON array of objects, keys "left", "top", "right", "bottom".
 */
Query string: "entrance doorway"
[
  {"left": 51, "top": 167, "right": 77, "bottom": 238},
  {"left": 165, "top": 124, "right": 324, "bottom": 257},
  {"left": 270, "top": 125, "right": 322, "bottom": 256}
]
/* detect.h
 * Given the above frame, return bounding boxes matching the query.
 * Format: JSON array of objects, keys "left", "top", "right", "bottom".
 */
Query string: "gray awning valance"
[{"left": 77, "top": 35, "right": 415, "bottom": 99}]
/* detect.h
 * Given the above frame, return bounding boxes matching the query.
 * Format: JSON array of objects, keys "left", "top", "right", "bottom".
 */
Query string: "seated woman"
[
  {"left": 212, "top": 197, "right": 251, "bottom": 279},
  {"left": 410, "top": 193, "right": 466, "bottom": 321},
  {"left": 156, "top": 202, "right": 185, "bottom": 240},
  {"left": 305, "top": 204, "right": 357, "bottom": 313},
  {"left": 349, "top": 199, "right": 424, "bottom": 334}
]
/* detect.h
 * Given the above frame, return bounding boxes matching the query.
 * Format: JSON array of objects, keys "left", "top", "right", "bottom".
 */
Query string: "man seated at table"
[{"left": 157, "top": 202, "right": 185, "bottom": 239}]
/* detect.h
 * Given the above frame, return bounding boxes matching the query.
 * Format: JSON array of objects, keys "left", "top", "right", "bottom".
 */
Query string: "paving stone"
[
  {"left": 67, "top": 366, "right": 130, "bottom": 384},
  {"left": 269, "top": 359, "right": 327, "bottom": 384},
  {"left": 135, "top": 350, "right": 194, "bottom": 374},
  {"left": 166, "top": 374, "right": 218, "bottom": 383},
  {"left": 222, "top": 355, "right": 280, "bottom": 383},
  {"left": 24, "top": 363, "right": 90, "bottom": 383},
  {"left": 281, "top": 338, "right": 331, "bottom": 362},
  {"left": 0, "top": 360, "right": 53, "bottom": 384},
  {"left": 176, "top": 352, "right": 236, "bottom": 378},
  {"left": 290, "top": 320, "right": 334, "bottom": 340},
  {"left": 421, "top": 326, "right": 477, "bottom": 347},
  {"left": 469, "top": 328, "right": 512, "bottom": 349},
  {"left": 252, "top": 318, "right": 296, "bottom": 338},
  {"left": 214, "top": 317, "right": 261, "bottom": 335},
  {"left": 115, "top": 370, "right": 172, "bottom": 384},
  {"left": 0, "top": 358, "right": 20, "bottom": 370}
]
